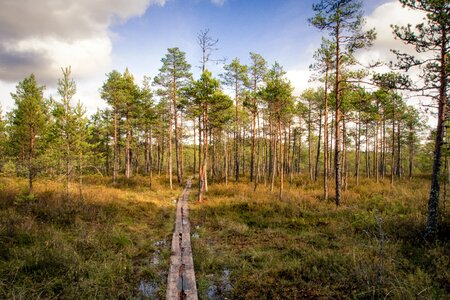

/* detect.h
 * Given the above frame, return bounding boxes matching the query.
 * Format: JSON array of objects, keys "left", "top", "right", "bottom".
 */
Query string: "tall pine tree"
[{"left": 10, "top": 74, "right": 49, "bottom": 194}]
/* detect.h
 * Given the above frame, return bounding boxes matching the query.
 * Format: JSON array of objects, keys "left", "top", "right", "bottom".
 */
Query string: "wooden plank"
[{"left": 166, "top": 179, "right": 198, "bottom": 300}]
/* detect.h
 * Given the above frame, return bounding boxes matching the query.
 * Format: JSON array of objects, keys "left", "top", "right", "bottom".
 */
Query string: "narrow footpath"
[{"left": 166, "top": 179, "right": 198, "bottom": 300}]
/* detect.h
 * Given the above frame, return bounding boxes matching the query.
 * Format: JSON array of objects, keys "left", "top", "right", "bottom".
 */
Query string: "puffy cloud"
[
  {"left": 0, "top": 0, "right": 166, "bottom": 84},
  {"left": 358, "top": 0, "right": 427, "bottom": 67},
  {"left": 359, "top": 1, "right": 432, "bottom": 122}
]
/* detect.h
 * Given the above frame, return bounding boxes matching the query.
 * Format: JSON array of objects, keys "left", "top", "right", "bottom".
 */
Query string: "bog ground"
[{"left": 0, "top": 175, "right": 448, "bottom": 299}]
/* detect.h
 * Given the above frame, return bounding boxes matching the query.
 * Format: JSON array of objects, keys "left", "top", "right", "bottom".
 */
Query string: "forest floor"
[
  {"left": 0, "top": 175, "right": 448, "bottom": 299},
  {"left": 0, "top": 175, "right": 180, "bottom": 299},
  {"left": 190, "top": 176, "right": 449, "bottom": 299}
]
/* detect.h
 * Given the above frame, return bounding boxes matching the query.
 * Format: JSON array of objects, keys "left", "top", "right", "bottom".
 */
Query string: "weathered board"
[{"left": 166, "top": 180, "right": 198, "bottom": 300}]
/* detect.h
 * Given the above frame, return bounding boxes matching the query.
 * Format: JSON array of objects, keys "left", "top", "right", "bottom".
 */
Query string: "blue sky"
[
  {"left": 111, "top": 0, "right": 317, "bottom": 74},
  {"left": 111, "top": 0, "right": 389, "bottom": 79},
  {"left": 0, "top": 0, "right": 423, "bottom": 114}
]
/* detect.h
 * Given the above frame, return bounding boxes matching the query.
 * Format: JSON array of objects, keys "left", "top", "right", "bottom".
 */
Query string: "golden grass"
[
  {"left": 0, "top": 175, "right": 182, "bottom": 299},
  {"left": 190, "top": 176, "right": 449, "bottom": 299}
]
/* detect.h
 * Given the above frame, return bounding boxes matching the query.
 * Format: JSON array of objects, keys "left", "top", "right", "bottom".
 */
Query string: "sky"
[{"left": 0, "top": 0, "right": 426, "bottom": 116}]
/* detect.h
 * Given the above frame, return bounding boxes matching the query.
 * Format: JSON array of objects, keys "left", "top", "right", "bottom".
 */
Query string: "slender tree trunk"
[
  {"left": 334, "top": 25, "right": 341, "bottom": 206},
  {"left": 342, "top": 116, "right": 347, "bottom": 191},
  {"left": 315, "top": 110, "right": 322, "bottom": 181},
  {"left": 224, "top": 132, "right": 228, "bottom": 185},
  {"left": 204, "top": 115, "right": 209, "bottom": 192},
  {"left": 250, "top": 88, "right": 257, "bottom": 182},
  {"left": 235, "top": 79, "right": 239, "bottom": 182},
  {"left": 78, "top": 149, "right": 83, "bottom": 199},
  {"left": 323, "top": 68, "right": 329, "bottom": 199},
  {"left": 391, "top": 103, "right": 395, "bottom": 186},
  {"left": 330, "top": 111, "right": 334, "bottom": 177},
  {"left": 375, "top": 119, "right": 379, "bottom": 182},
  {"left": 308, "top": 100, "right": 313, "bottom": 181},
  {"left": 263, "top": 118, "right": 268, "bottom": 185},
  {"left": 279, "top": 120, "right": 284, "bottom": 199},
  {"left": 382, "top": 114, "right": 386, "bottom": 179},
  {"left": 212, "top": 129, "right": 216, "bottom": 178},
  {"left": 113, "top": 100, "right": 117, "bottom": 183},
  {"left": 126, "top": 113, "right": 131, "bottom": 179},
  {"left": 145, "top": 129, "right": 150, "bottom": 174},
  {"left": 28, "top": 129, "right": 34, "bottom": 194},
  {"left": 66, "top": 133, "right": 70, "bottom": 199},
  {"left": 355, "top": 109, "right": 361, "bottom": 185},
  {"left": 365, "top": 121, "right": 370, "bottom": 178},
  {"left": 198, "top": 107, "right": 209, "bottom": 202},
  {"left": 396, "top": 120, "right": 401, "bottom": 178},
  {"left": 255, "top": 111, "right": 261, "bottom": 191},
  {"left": 149, "top": 128, "right": 153, "bottom": 189},
  {"left": 409, "top": 125, "right": 414, "bottom": 180},
  {"left": 270, "top": 118, "right": 276, "bottom": 192},
  {"left": 242, "top": 127, "right": 246, "bottom": 177},
  {"left": 198, "top": 115, "right": 202, "bottom": 181},
  {"left": 425, "top": 31, "right": 447, "bottom": 240},
  {"left": 298, "top": 118, "right": 303, "bottom": 175},
  {"left": 181, "top": 114, "right": 185, "bottom": 180},
  {"left": 173, "top": 73, "right": 182, "bottom": 185},
  {"left": 193, "top": 118, "right": 197, "bottom": 177},
  {"left": 168, "top": 102, "right": 173, "bottom": 189}
]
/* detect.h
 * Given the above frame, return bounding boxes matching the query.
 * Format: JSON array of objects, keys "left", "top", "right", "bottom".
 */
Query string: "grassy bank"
[
  {"left": 0, "top": 175, "right": 180, "bottom": 299},
  {"left": 190, "top": 177, "right": 449, "bottom": 299}
]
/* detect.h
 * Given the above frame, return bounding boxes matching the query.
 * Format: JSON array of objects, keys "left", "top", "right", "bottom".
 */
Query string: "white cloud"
[
  {"left": 286, "top": 69, "right": 316, "bottom": 96},
  {"left": 0, "top": 0, "right": 166, "bottom": 84},
  {"left": 358, "top": 0, "right": 427, "bottom": 68},
  {"left": 359, "top": 1, "right": 434, "bottom": 125}
]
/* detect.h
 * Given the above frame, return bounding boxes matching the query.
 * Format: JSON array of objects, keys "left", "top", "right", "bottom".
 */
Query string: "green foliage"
[
  {"left": 186, "top": 70, "right": 233, "bottom": 130},
  {"left": 308, "top": 0, "right": 376, "bottom": 54},
  {"left": 8, "top": 74, "right": 50, "bottom": 193},
  {"left": 153, "top": 47, "right": 192, "bottom": 100},
  {"left": 1, "top": 160, "right": 16, "bottom": 177},
  {"left": 260, "top": 63, "right": 295, "bottom": 124},
  {"left": 221, "top": 58, "right": 249, "bottom": 90}
]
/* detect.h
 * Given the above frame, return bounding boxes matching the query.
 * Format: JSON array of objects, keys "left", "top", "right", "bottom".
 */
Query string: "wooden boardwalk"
[{"left": 166, "top": 179, "right": 198, "bottom": 300}]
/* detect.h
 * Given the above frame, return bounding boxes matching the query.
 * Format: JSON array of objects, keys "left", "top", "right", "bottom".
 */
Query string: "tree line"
[{"left": 0, "top": 0, "right": 447, "bottom": 241}]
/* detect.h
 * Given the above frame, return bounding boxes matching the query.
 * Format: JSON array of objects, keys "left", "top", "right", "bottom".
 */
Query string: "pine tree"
[
  {"left": 54, "top": 66, "right": 77, "bottom": 199},
  {"left": 311, "top": 38, "right": 335, "bottom": 199},
  {"left": 101, "top": 70, "right": 124, "bottom": 183},
  {"left": 260, "top": 63, "right": 295, "bottom": 199},
  {"left": 73, "top": 101, "right": 91, "bottom": 199},
  {"left": 122, "top": 68, "right": 139, "bottom": 179},
  {"left": 392, "top": 0, "right": 449, "bottom": 241},
  {"left": 9, "top": 74, "right": 49, "bottom": 194},
  {"left": 221, "top": 58, "right": 249, "bottom": 182},
  {"left": 154, "top": 48, "right": 192, "bottom": 188},
  {"left": 309, "top": 0, "right": 376, "bottom": 206},
  {"left": 138, "top": 76, "right": 156, "bottom": 188},
  {"left": 187, "top": 71, "right": 232, "bottom": 201},
  {"left": 248, "top": 52, "right": 267, "bottom": 183},
  {"left": 89, "top": 109, "right": 112, "bottom": 176}
]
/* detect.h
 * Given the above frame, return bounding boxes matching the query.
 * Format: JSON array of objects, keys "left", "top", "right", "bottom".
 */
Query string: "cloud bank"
[{"left": 0, "top": 0, "right": 166, "bottom": 84}]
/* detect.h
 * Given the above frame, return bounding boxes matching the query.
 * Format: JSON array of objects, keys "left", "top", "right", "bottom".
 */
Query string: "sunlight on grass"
[
  {"left": 0, "top": 175, "right": 181, "bottom": 299},
  {"left": 190, "top": 176, "right": 449, "bottom": 299}
]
